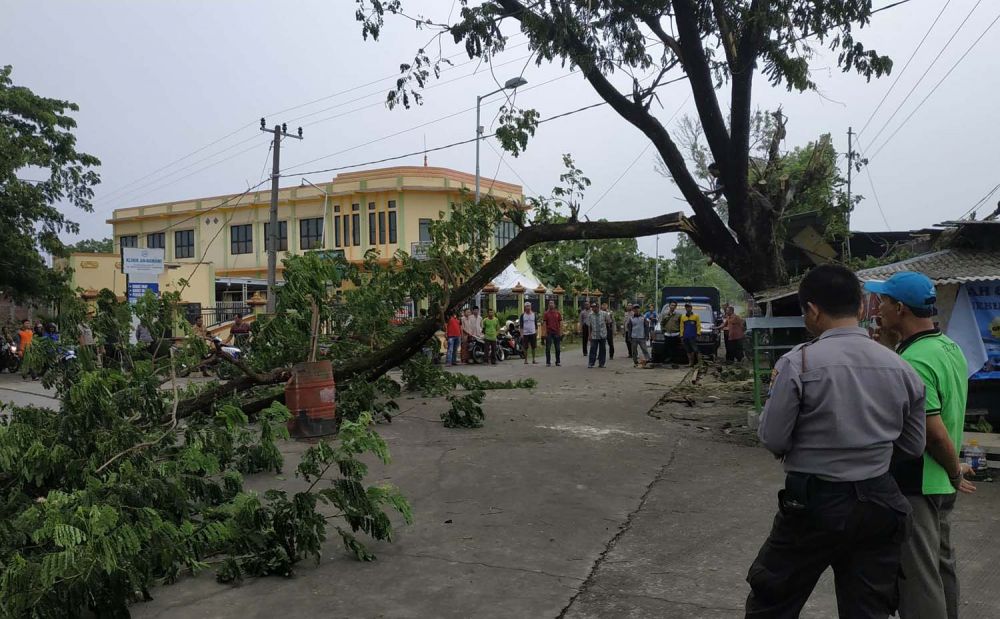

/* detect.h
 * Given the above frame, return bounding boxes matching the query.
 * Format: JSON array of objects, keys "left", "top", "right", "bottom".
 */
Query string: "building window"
[
  {"left": 351, "top": 204, "right": 361, "bottom": 246},
  {"left": 494, "top": 220, "right": 517, "bottom": 250},
  {"left": 378, "top": 211, "right": 387, "bottom": 244},
  {"left": 146, "top": 232, "right": 165, "bottom": 249},
  {"left": 388, "top": 200, "right": 397, "bottom": 244},
  {"left": 418, "top": 218, "right": 433, "bottom": 243},
  {"left": 230, "top": 224, "right": 253, "bottom": 255},
  {"left": 300, "top": 217, "right": 324, "bottom": 250},
  {"left": 174, "top": 229, "right": 194, "bottom": 259},
  {"left": 334, "top": 216, "right": 342, "bottom": 248},
  {"left": 119, "top": 235, "right": 137, "bottom": 249},
  {"left": 263, "top": 221, "right": 288, "bottom": 252},
  {"left": 368, "top": 202, "right": 377, "bottom": 245}
]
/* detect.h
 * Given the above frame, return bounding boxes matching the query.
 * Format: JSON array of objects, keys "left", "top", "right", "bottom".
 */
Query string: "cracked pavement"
[{"left": 50, "top": 349, "right": 994, "bottom": 619}]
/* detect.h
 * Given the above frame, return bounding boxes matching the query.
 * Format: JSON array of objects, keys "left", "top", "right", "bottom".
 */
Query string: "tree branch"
[
  {"left": 495, "top": 0, "right": 734, "bottom": 259},
  {"left": 98, "top": 350, "right": 181, "bottom": 474},
  {"left": 669, "top": 0, "right": 733, "bottom": 170}
]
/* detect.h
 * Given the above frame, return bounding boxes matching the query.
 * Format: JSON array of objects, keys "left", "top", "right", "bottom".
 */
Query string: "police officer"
[{"left": 746, "top": 264, "right": 927, "bottom": 618}]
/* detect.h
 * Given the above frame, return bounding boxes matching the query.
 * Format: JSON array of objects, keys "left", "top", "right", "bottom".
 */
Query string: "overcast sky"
[{"left": 6, "top": 0, "right": 999, "bottom": 259}]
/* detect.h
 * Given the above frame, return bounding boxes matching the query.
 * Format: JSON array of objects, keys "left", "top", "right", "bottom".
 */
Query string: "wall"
[{"left": 59, "top": 253, "right": 216, "bottom": 308}]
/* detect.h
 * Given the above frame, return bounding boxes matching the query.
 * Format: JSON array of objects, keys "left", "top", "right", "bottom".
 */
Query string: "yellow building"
[{"left": 93, "top": 166, "right": 522, "bottom": 309}]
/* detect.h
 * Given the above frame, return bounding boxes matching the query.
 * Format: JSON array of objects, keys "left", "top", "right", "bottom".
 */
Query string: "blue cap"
[{"left": 863, "top": 272, "right": 937, "bottom": 311}]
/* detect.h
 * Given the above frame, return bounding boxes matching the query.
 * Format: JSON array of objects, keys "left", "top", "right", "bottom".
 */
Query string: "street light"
[
  {"left": 300, "top": 178, "right": 331, "bottom": 249},
  {"left": 474, "top": 76, "right": 527, "bottom": 309},
  {"left": 475, "top": 76, "right": 528, "bottom": 204}
]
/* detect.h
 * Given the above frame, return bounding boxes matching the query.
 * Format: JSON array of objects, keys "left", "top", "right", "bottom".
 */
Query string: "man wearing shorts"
[{"left": 519, "top": 302, "right": 538, "bottom": 364}]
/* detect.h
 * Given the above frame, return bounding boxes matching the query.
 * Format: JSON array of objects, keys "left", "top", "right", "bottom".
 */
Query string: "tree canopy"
[
  {"left": 355, "top": 0, "right": 895, "bottom": 291},
  {"left": 66, "top": 237, "right": 114, "bottom": 253},
  {"left": 0, "top": 65, "right": 101, "bottom": 301}
]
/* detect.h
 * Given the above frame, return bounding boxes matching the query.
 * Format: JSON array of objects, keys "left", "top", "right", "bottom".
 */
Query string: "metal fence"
[{"left": 189, "top": 302, "right": 250, "bottom": 328}]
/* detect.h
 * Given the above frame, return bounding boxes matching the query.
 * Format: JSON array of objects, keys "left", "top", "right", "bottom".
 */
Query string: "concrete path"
[{"left": 0, "top": 371, "right": 58, "bottom": 413}]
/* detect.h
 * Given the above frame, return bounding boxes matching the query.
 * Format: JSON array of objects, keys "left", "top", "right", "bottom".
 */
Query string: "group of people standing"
[
  {"left": 445, "top": 306, "right": 499, "bottom": 366},
  {"left": 579, "top": 301, "right": 658, "bottom": 368}
]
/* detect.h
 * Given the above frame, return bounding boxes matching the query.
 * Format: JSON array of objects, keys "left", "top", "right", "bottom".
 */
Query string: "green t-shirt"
[
  {"left": 896, "top": 330, "right": 968, "bottom": 495},
  {"left": 482, "top": 317, "right": 499, "bottom": 340}
]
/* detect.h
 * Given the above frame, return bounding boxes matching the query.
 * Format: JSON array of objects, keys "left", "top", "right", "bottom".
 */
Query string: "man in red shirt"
[
  {"left": 543, "top": 300, "right": 563, "bottom": 367},
  {"left": 445, "top": 311, "right": 463, "bottom": 366}
]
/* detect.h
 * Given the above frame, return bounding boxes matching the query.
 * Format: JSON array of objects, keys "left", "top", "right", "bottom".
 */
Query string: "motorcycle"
[
  {"left": 466, "top": 336, "right": 487, "bottom": 365},
  {"left": 0, "top": 339, "right": 20, "bottom": 373},
  {"left": 493, "top": 335, "right": 506, "bottom": 362},
  {"left": 499, "top": 324, "right": 524, "bottom": 359}
]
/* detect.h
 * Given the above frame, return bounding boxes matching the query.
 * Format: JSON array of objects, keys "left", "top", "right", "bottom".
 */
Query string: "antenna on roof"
[{"left": 423, "top": 133, "right": 428, "bottom": 167}]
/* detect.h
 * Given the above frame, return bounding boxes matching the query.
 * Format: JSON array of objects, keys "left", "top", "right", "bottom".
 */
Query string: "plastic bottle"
[{"left": 964, "top": 439, "right": 987, "bottom": 476}]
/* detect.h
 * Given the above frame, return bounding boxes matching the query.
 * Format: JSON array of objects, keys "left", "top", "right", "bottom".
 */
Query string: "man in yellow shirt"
[{"left": 678, "top": 303, "right": 702, "bottom": 366}]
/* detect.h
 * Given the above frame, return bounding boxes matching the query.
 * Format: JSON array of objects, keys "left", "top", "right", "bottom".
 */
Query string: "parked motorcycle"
[
  {"left": 499, "top": 324, "right": 524, "bottom": 359},
  {"left": 0, "top": 339, "right": 20, "bottom": 373},
  {"left": 493, "top": 335, "right": 506, "bottom": 362},
  {"left": 467, "top": 336, "right": 487, "bottom": 364}
]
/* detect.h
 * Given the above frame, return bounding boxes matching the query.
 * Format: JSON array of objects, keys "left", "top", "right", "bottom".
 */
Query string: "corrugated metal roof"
[{"left": 856, "top": 248, "right": 1000, "bottom": 284}]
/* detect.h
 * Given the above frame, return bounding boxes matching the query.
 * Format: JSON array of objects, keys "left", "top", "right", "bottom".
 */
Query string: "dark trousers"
[
  {"left": 588, "top": 338, "right": 606, "bottom": 367},
  {"left": 746, "top": 474, "right": 908, "bottom": 619},
  {"left": 485, "top": 340, "right": 497, "bottom": 365},
  {"left": 545, "top": 334, "right": 561, "bottom": 365},
  {"left": 727, "top": 338, "right": 744, "bottom": 362},
  {"left": 606, "top": 331, "right": 614, "bottom": 359},
  {"left": 581, "top": 325, "right": 590, "bottom": 354},
  {"left": 624, "top": 334, "right": 632, "bottom": 359}
]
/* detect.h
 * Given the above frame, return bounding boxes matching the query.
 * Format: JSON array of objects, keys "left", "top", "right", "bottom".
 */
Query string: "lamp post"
[
  {"left": 474, "top": 76, "right": 527, "bottom": 309},
  {"left": 300, "top": 179, "right": 331, "bottom": 249},
  {"left": 476, "top": 76, "right": 528, "bottom": 204}
]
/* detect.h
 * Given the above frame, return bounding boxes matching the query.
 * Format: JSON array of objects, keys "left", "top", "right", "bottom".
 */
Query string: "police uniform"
[{"left": 746, "top": 326, "right": 927, "bottom": 619}]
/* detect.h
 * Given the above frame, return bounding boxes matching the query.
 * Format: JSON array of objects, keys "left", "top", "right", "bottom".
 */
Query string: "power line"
[
  {"left": 288, "top": 45, "right": 531, "bottom": 127},
  {"left": 582, "top": 94, "right": 691, "bottom": 218},
  {"left": 869, "top": 8, "right": 1000, "bottom": 160},
  {"left": 484, "top": 139, "right": 537, "bottom": 195},
  {"left": 853, "top": 137, "right": 891, "bottom": 229},
  {"left": 97, "top": 123, "right": 257, "bottom": 203},
  {"left": 864, "top": 0, "right": 985, "bottom": 150},
  {"left": 956, "top": 181, "right": 1000, "bottom": 220},
  {"left": 284, "top": 75, "right": 688, "bottom": 180},
  {"left": 281, "top": 70, "right": 582, "bottom": 175},
  {"left": 104, "top": 135, "right": 270, "bottom": 210},
  {"left": 858, "top": 0, "right": 953, "bottom": 137},
  {"left": 97, "top": 36, "right": 528, "bottom": 207}
]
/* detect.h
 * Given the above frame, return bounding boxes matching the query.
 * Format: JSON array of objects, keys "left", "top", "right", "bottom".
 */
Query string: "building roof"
[
  {"left": 856, "top": 248, "right": 1000, "bottom": 285},
  {"left": 109, "top": 165, "right": 522, "bottom": 224}
]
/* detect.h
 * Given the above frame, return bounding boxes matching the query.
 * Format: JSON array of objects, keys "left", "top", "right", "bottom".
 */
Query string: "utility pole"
[
  {"left": 654, "top": 235, "right": 660, "bottom": 302},
  {"left": 845, "top": 126, "right": 854, "bottom": 261},
  {"left": 260, "top": 119, "right": 302, "bottom": 313}
]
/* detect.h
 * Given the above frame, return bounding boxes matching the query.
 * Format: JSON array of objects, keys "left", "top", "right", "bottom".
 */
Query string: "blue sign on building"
[{"left": 127, "top": 282, "right": 159, "bottom": 304}]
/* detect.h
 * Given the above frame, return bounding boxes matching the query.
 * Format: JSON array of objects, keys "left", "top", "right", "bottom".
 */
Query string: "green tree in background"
[
  {"left": 66, "top": 237, "right": 113, "bottom": 253},
  {"left": 0, "top": 65, "right": 101, "bottom": 301}
]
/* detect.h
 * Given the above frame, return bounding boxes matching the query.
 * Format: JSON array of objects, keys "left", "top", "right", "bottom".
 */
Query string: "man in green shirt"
[
  {"left": 866, "top": 272, "right": 975, "bottom": 619},
  {"left": 482, "top": 309, "right": 500, "bottom": 366}
]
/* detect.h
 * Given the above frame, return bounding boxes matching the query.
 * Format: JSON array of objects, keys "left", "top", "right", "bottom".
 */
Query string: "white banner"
[{"left": 122, "top": 247, "right": 165, "bottom": 276}]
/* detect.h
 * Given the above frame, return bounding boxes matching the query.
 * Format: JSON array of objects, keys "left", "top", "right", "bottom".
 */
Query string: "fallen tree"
[{"left": 178, "top": 208, "right": 686, "bottom": 416}]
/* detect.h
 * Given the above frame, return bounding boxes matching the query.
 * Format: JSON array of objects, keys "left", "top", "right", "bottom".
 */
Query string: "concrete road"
[
  {"left": 0, "top": 371, "right": 58, "bottom": 413},
  {"left": 3, "top": 348, "right": 998, "bottom": 618}
]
